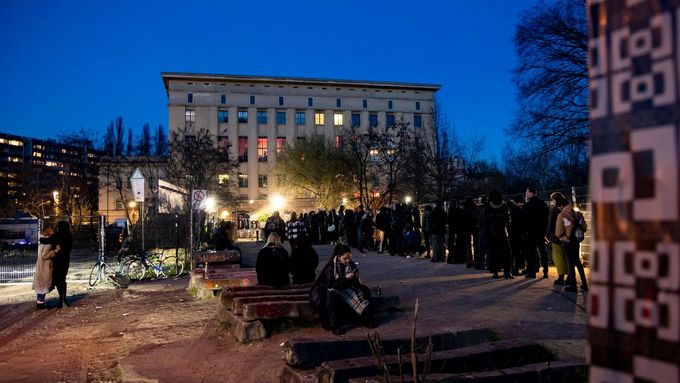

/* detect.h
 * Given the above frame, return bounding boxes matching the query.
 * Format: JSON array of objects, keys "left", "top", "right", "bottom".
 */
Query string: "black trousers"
[{"left": 524, "top": 233, "right": 547, "bottom": 274}]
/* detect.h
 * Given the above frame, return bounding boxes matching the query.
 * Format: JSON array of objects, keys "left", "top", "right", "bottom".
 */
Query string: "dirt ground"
[{"left": 0, "top": 244, "right": 589, "bottom": 383}]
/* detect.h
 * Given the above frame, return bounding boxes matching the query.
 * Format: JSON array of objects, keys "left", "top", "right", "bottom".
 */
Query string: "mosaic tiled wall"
[{"left": 588, "top": 0, "right": 680, "bottom": 381}]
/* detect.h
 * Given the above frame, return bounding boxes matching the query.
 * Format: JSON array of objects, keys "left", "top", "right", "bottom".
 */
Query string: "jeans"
[{"left": 561, "top": 240, "right": 587, "bottom": 288}]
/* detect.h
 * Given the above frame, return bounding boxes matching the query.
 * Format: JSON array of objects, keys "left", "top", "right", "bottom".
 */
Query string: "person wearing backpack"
[{"left": 555, "top": 201, "right": 589, "bottom": 293}]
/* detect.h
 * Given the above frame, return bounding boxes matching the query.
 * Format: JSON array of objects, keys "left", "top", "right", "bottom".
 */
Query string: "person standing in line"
[
  {"left": 354, "top": 205, "right": 365, "bottom": 250},
  {"left": 555, "top": 199, "right": 589, "bottom": 292},
  {"left": 507, "top": 195, "right": 525, "bottom": 275},
  {"left": 337, "top": 205, "right": 347, "bottom": 245},
  {"left": 40, "top": 221, "right": 72, "bottom": 308},
  {"left": 484, "top": 191, "right": 513, "bottom": 279},
  {"left": 33, "top": 225, "right": 56, "bottom": 309},
  {"left": 290, "top": 235, "right": 319, "bottom": 284},
  {"left": 327, "top": 209, "right": 339, "bottom": 246},
  {"left": 447, "top": 200, "right": 466, "bottom": 263},
  {"left": 548, "top": 193, "right": 569, "bottom": 286},
  {"left": 375, "top": 206, "right": 390, "bottom": 254},
  {"left": 421, "top": 205, "right": 433, "bottom": 258},
  {"left": 462, "top": 198, "right": 477, "bottom": 268},
  {"left": 474, "top": 196, "right": 489, "bottom": 269},
  {"left": 522, "top": 187, "right": 549, "bottom": 278},
  {"left": 430, "top": 201, "right": 447, "bottom": 262}
]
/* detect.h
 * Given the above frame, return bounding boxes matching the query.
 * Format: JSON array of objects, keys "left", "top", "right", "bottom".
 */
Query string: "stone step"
[
  {"left": 282, "top": 328, "right": 498, "bottom": 369},
  {"left": 243, "top": 300, "right": 319, "bottom": 321},
  {"left": 318, "top": 339, "right": 552, "bottom": 383},
  {"left": 346, "top": 360, "right": 587, "bottom": 383},
  {"left": 224, "top": 283, "right": 313, "bottom": 293},
  {"left": 233, "top": 294, "right": 310, "bottom": 315},
  {"left": 221, "top": 287, "right": 312, "bottom": 308},
  {"left": 216, "top": 305, "right": 267, "bottom": 343}
]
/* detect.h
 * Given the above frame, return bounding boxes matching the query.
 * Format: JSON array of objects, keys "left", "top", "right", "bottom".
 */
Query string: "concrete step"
[
  {"left": 233, "top": 294, "right": 310, "bottom": 315},
  {"left": 243, "top": 300, "right": 318, "bottom": 321},
  {"left": 346, "top": 360, "right": 587, "bottom": 383},
  {"left": 221, "top": 287, "right": 312, "bottom": 308},
  {"left": 282, "top": 328, "right": 498, "bottom": 369},
  {"left": 318, "top": 339, "right": 552, "bottom": 383}
]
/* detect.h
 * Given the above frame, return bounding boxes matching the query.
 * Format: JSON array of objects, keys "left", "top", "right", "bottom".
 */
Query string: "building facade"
[{"left": 162, "top": 73, "right": 440, "bottom": 213}]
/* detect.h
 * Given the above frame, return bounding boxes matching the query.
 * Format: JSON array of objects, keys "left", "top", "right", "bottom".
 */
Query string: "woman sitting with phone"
[{"left": 310, "top": 244, "right": 374, "bottom": 335}]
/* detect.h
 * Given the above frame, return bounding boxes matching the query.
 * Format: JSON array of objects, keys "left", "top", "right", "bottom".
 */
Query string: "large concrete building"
[{"left": 162, "top": 73, "right": 440, "bottom": 213}]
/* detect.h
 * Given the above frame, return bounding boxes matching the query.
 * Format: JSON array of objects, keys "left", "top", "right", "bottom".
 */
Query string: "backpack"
[{"left": 569, "top": 210, "right": 586, "bottom": 242}]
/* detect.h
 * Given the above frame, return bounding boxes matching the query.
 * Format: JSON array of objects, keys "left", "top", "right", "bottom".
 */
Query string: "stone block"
[
  {"left": 233, "top": 294, "right": 310, "bottom": 315},
  {"left": 243, "top": 300, "right": 319, "bottom": 321},
  {"left": 216, "top": 307, "right": 268, "bottom": 343},
  {"left": 279, "top": 365, "right": 321, "bottom": 383},
  {"left": 221, "top": 287, "right": 312, "bottom": 308}
]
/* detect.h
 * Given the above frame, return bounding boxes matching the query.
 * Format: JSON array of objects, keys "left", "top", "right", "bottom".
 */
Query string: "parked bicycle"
[
  {"left": 125, "top": 251, "right": 185, "bottom": 281},
  {"left": 88, "top": 248, "right": 130, "bottom": 287}
]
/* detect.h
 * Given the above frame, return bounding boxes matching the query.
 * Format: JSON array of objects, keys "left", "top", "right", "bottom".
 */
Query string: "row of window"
[
  {"left": 187, "top": 93, "right": 421, "bottom": 112},
  {"left": 236, "top": 136, "right": 287, "bottom": 163},
  {"left": 237, "top": 173, "right": 268, "bottom": 188},
  {"left": 188, "top": 108, "right": 422, "bottom": 128}
]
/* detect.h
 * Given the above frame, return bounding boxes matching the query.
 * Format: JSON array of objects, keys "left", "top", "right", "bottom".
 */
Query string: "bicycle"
[
  {"left": 125, "top": 251, "right": 186, "bottom": 281},
  {"left": 88, "top": 249, "right": 130, "bottom": 287}
]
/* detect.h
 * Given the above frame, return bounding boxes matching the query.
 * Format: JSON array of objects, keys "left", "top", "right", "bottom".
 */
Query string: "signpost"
[{"left": 130, "top": 168, "right": 145, "bottom": 251}]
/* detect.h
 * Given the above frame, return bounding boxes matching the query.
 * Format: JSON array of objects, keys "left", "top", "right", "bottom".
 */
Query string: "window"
[
  {"left": 221, "top": 94, "right": 226, "bottom": 104},
  {"left": 414, "top": 114, "right": 422, "bottom": 128},
  {"left": 369, "top": 113, "right": 378, "bottom": 127},
  {"left": 386, "top": 113, "right": 395, "bottom": 127},
  {"left": 258, "top": 174, "right": 268, "bottom": 188},
  {"left": 185, "top": 108, "right": 195, "bottom": 123},
  {"left": 276, "top": 111, "right": 286, "bottom": 125},
  {"left": 250, "top": 95, "right": 255, "bottom": 105},
  {"left": 276, "top": 137, "right": 286, "bottom": 155},
  {"left": 315, "top": 112, "right": 325, "bottom": 125},
  {"left": 116, "top": 199, "right": 124, "bottom": 210},
  {"left": 217, "top": 136, "right": 230, "bottom": 159},
  {"left": 238, "top": 173, "right": 248, "bottom": 188},
  {"left": 257, "top": 110, "right": 267, "bottom": 124},
  {"left": 388, "top": 100, "right": 393, "bottom": 110},
  {"left": 238, "top": 136, "right": 248, "bottom": 162},
  {"left": 218, "top": 174, "right": 230, "bottom": 184},
  {"left": 279, "top": 96, "right": 284, "bottom": 106},
  {"left": 308, "top": 97, "right": 313, "bottom": 107},
  {"left": 335, "top": 135, "right": 343, "bottom": 148},
  {"left": 334, "top": 113, "right": 343, "bottom": 126},
  {"left": 257, "top": 137, "right": 268, "bottom": 162},
  {"left": 351, "top": 113, "right": 360, "bottom": 127},
  {"left": 336, "top": 98, "right": 341, "bottom": 107},
  {"left": 188, "top": 93, "right": 193, "bottom": 103},
  {"left": 416, "top": 101, "right": 420, "bottom": 111},
  {"left": 238, "top": 110, "right": 248, "bottom": 123},
  {"left": 295, "top": 111, "right": 306, "bottom": 125},
  {"left": 218, "top": 109, "right": 229, "bottom": 123}
]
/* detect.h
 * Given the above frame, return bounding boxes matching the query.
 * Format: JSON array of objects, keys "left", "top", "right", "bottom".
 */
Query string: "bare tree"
[
  {"left": 126, "top": 129, "right": 134, "bottom": 157},
  {"left": 155, "top": 124, "right": 167, "bottom": 157},
  {"left": 509, "top": 0, "right": 588, "bottom": 154},
  {"left": 104, "top": 121, "right": 115, "bottom": 156},
  {"left": 115, "top": 117, "right": 125, "bottom": 157},
  {"left": 138, "top": 123, "right": 152, "bottom": 156}
]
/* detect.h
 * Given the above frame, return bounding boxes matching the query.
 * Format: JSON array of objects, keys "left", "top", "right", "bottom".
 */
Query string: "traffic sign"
[
  {"left": 130, "top": 168, "right": 145, "bottom": 202},
  {"left": 192, "top": 190, "right": 207, "bottom": 208}
]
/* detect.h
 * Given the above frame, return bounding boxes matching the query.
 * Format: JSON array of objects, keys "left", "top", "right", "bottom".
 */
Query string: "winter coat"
[
  {"left": 32, "top": 234, "right": 55, "bottom": 294},
  {"left": 431, "top": 206, "right": 448, "bottom": 235},
  {"left": 290, "top": 245, "right": 319, "bottom": 284},
  {"left": 523, "top": 196, "right": 549, "bottom": 236},
  {"left": 255, "top": 245, "right": 290, "bottom": 287},
  {"left": 555, "top": 206, "right": 588, "bottom": 242}
]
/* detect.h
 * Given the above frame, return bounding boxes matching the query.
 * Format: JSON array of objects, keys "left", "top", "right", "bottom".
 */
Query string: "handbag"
[{"left": 327, "top": 224, "right": 336, "bottom": 232}]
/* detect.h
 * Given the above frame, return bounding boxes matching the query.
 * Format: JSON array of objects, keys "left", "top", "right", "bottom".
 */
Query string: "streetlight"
[
  {"left": 128, "top": 201, "right": 137, "bottom": 208},
  {"left": 270, "top": 194, "right": 286, "bottom": 211},
  {"left": 342, "top": 197, "right": 348, "bottom": 205},
  {"left": 405, "top": 196, "right": 412, "bottom": 204},
  {"left": 204, "top": 196, "right": 217, "bottom": 213}
]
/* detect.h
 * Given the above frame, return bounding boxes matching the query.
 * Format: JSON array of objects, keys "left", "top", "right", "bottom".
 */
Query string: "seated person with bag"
[{"left": 309, "top": 244, "right": 375, "bottom": 335}]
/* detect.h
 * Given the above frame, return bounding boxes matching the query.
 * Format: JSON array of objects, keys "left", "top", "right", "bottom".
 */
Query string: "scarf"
[{"left": 333, "top": 256, "right": 358, "bottom": 280}]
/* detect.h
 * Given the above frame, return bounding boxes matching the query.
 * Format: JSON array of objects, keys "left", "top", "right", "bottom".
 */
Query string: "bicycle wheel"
[
  {"left": 88, "top": 262, "right": 103, "bottom": 287},
  {"left": 160, "top": 256, "right": 184, "bottom": 278},
  {"left": 125, "top": 258, "right": 147, "bottom": 281}
]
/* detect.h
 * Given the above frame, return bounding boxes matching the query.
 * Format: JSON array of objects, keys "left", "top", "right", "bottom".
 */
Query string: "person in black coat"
[
  {"left": 39, "top": 220, "right": 72, "bottom": 308},
  {"left": 484, "top": 190, "right": 513, "bottom": 279},
  {"left": 290, "top": 235, "right": 319, "bottom": 284},
  {"left": 255, "top": 232, "right": 290, "bottom": 287},
  {"left": 309, "top": 244, "right": 374, "bottom": 335},
  {"left": 507, "top": 195, "right": 525, "bottom": 275},
  {"left": 522, "top": 186, "right": 550, "bottom": 278}
]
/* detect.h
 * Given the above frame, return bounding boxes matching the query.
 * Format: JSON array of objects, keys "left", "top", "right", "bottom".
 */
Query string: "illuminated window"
[
  {"left": 33, "top": 152, "right": 42, "bottom": 157},
  {"left": 8, "top": 140, "right": 23, "bottom": 147},
  {"left": 238, "top": 173, "right": 248, "bottom": 188},
  {"left": 414, "top": 114, "right": 422, "bottom": 128},
  {"left": 276, "top": 111, "right": 286, "bottom": 125},
  {"left": 185, "top": 108, "right": 195, "bottom": 123},
  {"left": 276, "top": 137, "right": 286, "bottom": 155},
  {"left": 351, "top": 113, "right": 360, "bottom": 127},
  {"left": 258, "top": 174, "right": 268, "bottom": 188},
  {"left": 295, "top": 111, "right": 305, "bottom": 125},
  {"left": 257, "top": 110, "right": 267, "bottom": 124},
  {"left": 238, "top": 136, "right": 248, "bottom": 162},
  {"left": 0, "top": 138, "right": 5, "bottom": 144},
  {"left": 369, "top": 113, "right": 378, "bottom": 127},
  {"left": 46, "top": 161, "right": 58, "bottom": 167},
  {"left": 369, "top": 148, "right": 379, "bottom": 156},
  {"left": 257, "top": 137, "right": 268, "bottom": 162},
  {"left": 218, "top": 174, "right": 230, "bottom": 184},
  {"left": 334, "top": 113, "right": 343, "bottom": 126},
  {"left": 218, "top": 109, "right": 229, "bottom": 123},
  {"left": 238, "top": 110, "right": 248, "bottom": 123},
  {"left": 315, "top": 112, "right": 325, "bottom": 125}
]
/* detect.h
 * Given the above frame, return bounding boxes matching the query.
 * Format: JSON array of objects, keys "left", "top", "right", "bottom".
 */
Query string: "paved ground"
[{"left": 0, "top": 241, "right": 588, "bottom": 382}]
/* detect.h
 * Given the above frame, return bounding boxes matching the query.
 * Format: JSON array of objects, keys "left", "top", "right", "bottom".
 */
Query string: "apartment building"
[{"left": 162, "top": 73, "right": 440, "bottom": 212}]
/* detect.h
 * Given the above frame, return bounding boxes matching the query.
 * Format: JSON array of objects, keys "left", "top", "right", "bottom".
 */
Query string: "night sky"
[{"left": 0, "top": 0, "right": 543, "bottom": 161}]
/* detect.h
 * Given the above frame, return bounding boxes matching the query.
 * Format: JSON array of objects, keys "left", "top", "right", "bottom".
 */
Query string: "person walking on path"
[
  {"left": 430, "top": 201, "right": 448, "bottom": 262},
  {"left": 484, "top": 190, "right": 513, "bottom": 279},
  {"left": 555, "top": 201, "right": 589, "bottom": 293},
  {"left": 522, "top": 187, "right": 549, "bottom": 278},
  {"left": 548, "top": 193, "right": 569, "bottom": 286},
  {"left": 39, "top": 221, "right": 72, "bottom": 308},
  {"left": 33, "top": 225, "right": 56, "bottom": 309},
  {"left": 255, "top": 232, "right": 290, "bottom": 287},
  {"left": 309, "top": 244, "right": 374, "bottom": 335}
]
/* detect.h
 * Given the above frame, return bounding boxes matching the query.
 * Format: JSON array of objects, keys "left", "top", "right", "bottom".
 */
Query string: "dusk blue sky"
[{"left": 1, "top": 0, "right": 543, "bottom": 162}]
